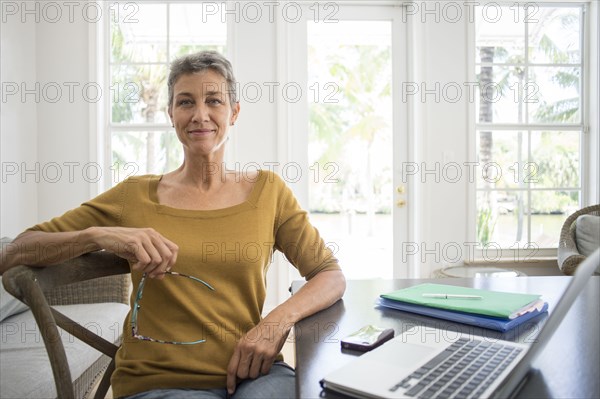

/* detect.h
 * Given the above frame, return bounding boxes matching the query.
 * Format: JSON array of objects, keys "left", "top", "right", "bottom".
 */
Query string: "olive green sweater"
[{"left": 28, "top": 171, "right": 339, "bottom": 397}]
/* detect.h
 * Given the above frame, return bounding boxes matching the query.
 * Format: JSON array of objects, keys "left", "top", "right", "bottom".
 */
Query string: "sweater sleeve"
[
  {"left": 273, "top": 176, "right": 340, "bottom": 280},
  {"left": 27, "top": 179, "right": 128, "bottom": 233}
]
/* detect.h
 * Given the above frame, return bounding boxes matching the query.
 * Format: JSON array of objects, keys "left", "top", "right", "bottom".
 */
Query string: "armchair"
[
  {"left": 557, "top": 204, "right": 600, "bottom": 275},
  {"left": 1, "top": 249, "right": 130, "bottom": 399}
]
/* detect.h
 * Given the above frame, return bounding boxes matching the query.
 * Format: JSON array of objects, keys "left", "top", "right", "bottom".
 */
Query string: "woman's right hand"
[
  {"left": 2, "top": 228, "right": 177, "bottom": 277},
  {"left": 88, "top": 226, "right": 178, "bottom": 279}
]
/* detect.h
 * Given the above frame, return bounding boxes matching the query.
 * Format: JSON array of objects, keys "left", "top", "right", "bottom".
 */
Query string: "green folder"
[{"left": 381, "top": 283, "right": 541, "bottom": 319}]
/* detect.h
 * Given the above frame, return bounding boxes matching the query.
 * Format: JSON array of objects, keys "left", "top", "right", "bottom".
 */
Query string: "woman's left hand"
[
  {"left": 226, "top": 269, "right": 345, "bottom": 394},
  {"left": 226, "top": 312, "right": 293, "bottom": 395}
]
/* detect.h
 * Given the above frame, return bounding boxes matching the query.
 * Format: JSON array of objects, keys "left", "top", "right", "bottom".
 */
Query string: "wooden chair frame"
[{"left": 2, "top": 251, "right": 130, "bottom": 399}]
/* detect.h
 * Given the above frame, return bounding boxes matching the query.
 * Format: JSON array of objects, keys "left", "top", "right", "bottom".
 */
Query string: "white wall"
[
  {"left": 410, "top": 16, "right": 471, "bottom": 276},
  {"left": 34, "top": 16, "right": 93, "bottom": 222},
  {"left": 1, "top": 5, "right": 93, "bottom": 236},
  {"left": 229, "top": 19, "right": 279, "bottom": 168},
  {"left": 0, "top": 12, "right": 38, "bottom": 238},
  {"left": 229, "top": 18, "right": 293, "bottom": 307}
]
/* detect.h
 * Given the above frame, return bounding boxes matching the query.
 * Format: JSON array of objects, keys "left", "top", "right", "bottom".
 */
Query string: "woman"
[{"left": 0, "top": 51, "right": 345, "bottom": 398}]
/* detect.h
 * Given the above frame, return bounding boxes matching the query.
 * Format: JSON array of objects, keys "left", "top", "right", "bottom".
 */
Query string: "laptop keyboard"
[{"left": 389, "top": 337, "right": 523, "bottom": 399}]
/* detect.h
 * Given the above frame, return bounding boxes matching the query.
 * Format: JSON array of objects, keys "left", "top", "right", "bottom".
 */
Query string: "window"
[
  {"left": 474, "top": 3, "right": 585, "bottom": 253},
  {"left": 107, "top": 2, "right": 227, "bottom": 185}
]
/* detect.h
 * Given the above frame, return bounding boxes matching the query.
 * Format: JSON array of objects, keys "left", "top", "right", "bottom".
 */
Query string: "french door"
[{"left": 285, "top": 4, "right": 411, "bottom": 278}]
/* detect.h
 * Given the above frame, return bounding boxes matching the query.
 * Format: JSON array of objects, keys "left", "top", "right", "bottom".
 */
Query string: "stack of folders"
[{"left": 376, "top": 283, "right": 548, "bottom": 332}]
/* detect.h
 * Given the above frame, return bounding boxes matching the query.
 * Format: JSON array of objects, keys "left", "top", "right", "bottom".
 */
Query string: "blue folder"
[{"left": 376, "top": 297, "right": 548, "bottom": 332}]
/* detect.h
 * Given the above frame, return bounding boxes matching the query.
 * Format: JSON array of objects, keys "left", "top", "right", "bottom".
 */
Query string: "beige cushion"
[
  {"left": 0, "top": 238, "right": 28, "bottom": 322},
  {"left": 0, "top": 302, "right": 129, "bottom": 398},
  {"left": 575, "top": 215, "right": 600, "bottom": 257},
  {"left": 0, "top": 276, "right": 29, "bottom": 322}
]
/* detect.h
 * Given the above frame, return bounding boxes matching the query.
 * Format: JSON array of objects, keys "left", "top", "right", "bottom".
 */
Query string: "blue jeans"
[{"left": 123, "top": 362, "right": 296, "bottom": 399}]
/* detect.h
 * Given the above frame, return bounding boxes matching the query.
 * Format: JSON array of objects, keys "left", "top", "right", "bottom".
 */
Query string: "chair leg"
[
  {"left": 94, "top": 358, "right": 116, "bottom": 399},
  {"left": 20, "top": 277, "right": 75, "bottom": 399}
]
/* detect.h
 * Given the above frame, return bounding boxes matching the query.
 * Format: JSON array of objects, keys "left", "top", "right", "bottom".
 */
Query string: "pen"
[{"left": 422, "top": 293, "right": 483, "bottom": 299}]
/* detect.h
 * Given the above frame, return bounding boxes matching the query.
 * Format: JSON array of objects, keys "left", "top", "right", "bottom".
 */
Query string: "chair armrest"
[
  {"left": 45, "top": 274, "right": 131, "bottom": 306},
  {"left": 558, "top": 221, "right": 585, "bottom": 275},
  {"left": 2, "top": 250, "right": 130, "bottom": 303}
]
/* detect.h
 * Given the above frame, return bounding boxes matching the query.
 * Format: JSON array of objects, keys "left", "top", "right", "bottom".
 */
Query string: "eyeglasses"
[{"left": 131, "top": 271, "right": 215, "bottom": 345}]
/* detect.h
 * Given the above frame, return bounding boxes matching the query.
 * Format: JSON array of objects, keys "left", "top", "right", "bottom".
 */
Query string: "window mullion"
[
  {"left": 475, "top": 124, "right": 583, "bottom": 130},
  {"left": 109, "top": 124, "right": 171, "bottom": 131},
  {"left": 166, "top": 3, "right": 170, "bottom": 63},
  {"left": 527, "top": 130, "right": 532, "bottom": 244}
]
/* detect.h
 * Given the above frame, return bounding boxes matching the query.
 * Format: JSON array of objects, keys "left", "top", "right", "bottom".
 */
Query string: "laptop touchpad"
[{"left": 367, "top": 341, "right": 438, "bottom": 369}]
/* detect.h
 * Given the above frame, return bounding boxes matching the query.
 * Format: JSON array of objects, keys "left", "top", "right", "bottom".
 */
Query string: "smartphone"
[{"left": 340, "top": 325, "right": 395, "bottom": 352}]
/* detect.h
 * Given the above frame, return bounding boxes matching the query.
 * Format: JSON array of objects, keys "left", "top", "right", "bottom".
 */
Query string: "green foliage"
[
  {"left": 534, "top": 98, "right": 579, "bottom": 123},
  {"left": 532, "top": 11, "right": 580, "bottom": 123},
  {"left": 534, "top": 67, "right": 580, "bottom": 123},
  {"left": 110, "top": 22, "right": 133, "bottom": 123},
  {"left": 532, "top": 133, "right": 579, "bottom": 188},
  {"left": 529, "top": 132, "right": 579, "bottom": 213},
  {"left": 531, "top": 191, "right": 577, "bottom": 214},
  {"left": 477, "top": 207, "right": 496, "bottom": 246},
  {"left": 539, "top": 34, "right": 569, "bottom": 64}
]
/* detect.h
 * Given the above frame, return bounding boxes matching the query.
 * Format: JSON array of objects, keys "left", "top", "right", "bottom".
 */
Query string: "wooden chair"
[{"left": 2, "top": 251, "right": 130, "bottom": 399}]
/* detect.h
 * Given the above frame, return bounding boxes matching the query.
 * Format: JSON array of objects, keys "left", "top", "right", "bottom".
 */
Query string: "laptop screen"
[{"left": 494, "top": 249, "right": 600, "bottom": 398}]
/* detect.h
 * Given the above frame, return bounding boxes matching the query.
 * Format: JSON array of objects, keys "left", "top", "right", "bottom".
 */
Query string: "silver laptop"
[{"left": 321, "top": 249, "right": 600, "bottom": 399}]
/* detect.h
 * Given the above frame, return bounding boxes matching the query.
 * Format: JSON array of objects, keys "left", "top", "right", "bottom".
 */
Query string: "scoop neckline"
[{"left": 147, "top": 170, "right": 267, "bottom": 218}]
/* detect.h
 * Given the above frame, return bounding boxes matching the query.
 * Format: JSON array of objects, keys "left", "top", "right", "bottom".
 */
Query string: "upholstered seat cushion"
[
  {"left": 1, "top": 277, "right": 29, "bottom": 322},
  {"left": 0, "top": 302, "right": 129, "bottom": 398},
  {"left": 575, "top": 214, "right": 600, "bottom": 257}
]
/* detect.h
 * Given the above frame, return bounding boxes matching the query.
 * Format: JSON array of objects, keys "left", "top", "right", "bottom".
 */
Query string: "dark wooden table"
[{"left": 292, "top": 277, "right": 600, "bottom": 399}]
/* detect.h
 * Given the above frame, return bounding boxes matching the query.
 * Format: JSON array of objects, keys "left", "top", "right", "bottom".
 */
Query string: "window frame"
[{"left": 468, "top": 1, "right": 590, "bottom": 260}]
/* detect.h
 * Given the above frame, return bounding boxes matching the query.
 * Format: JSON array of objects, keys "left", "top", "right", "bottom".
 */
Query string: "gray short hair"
[{"left": 168, "top": 51, "right": 238, "bottom": 109}]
